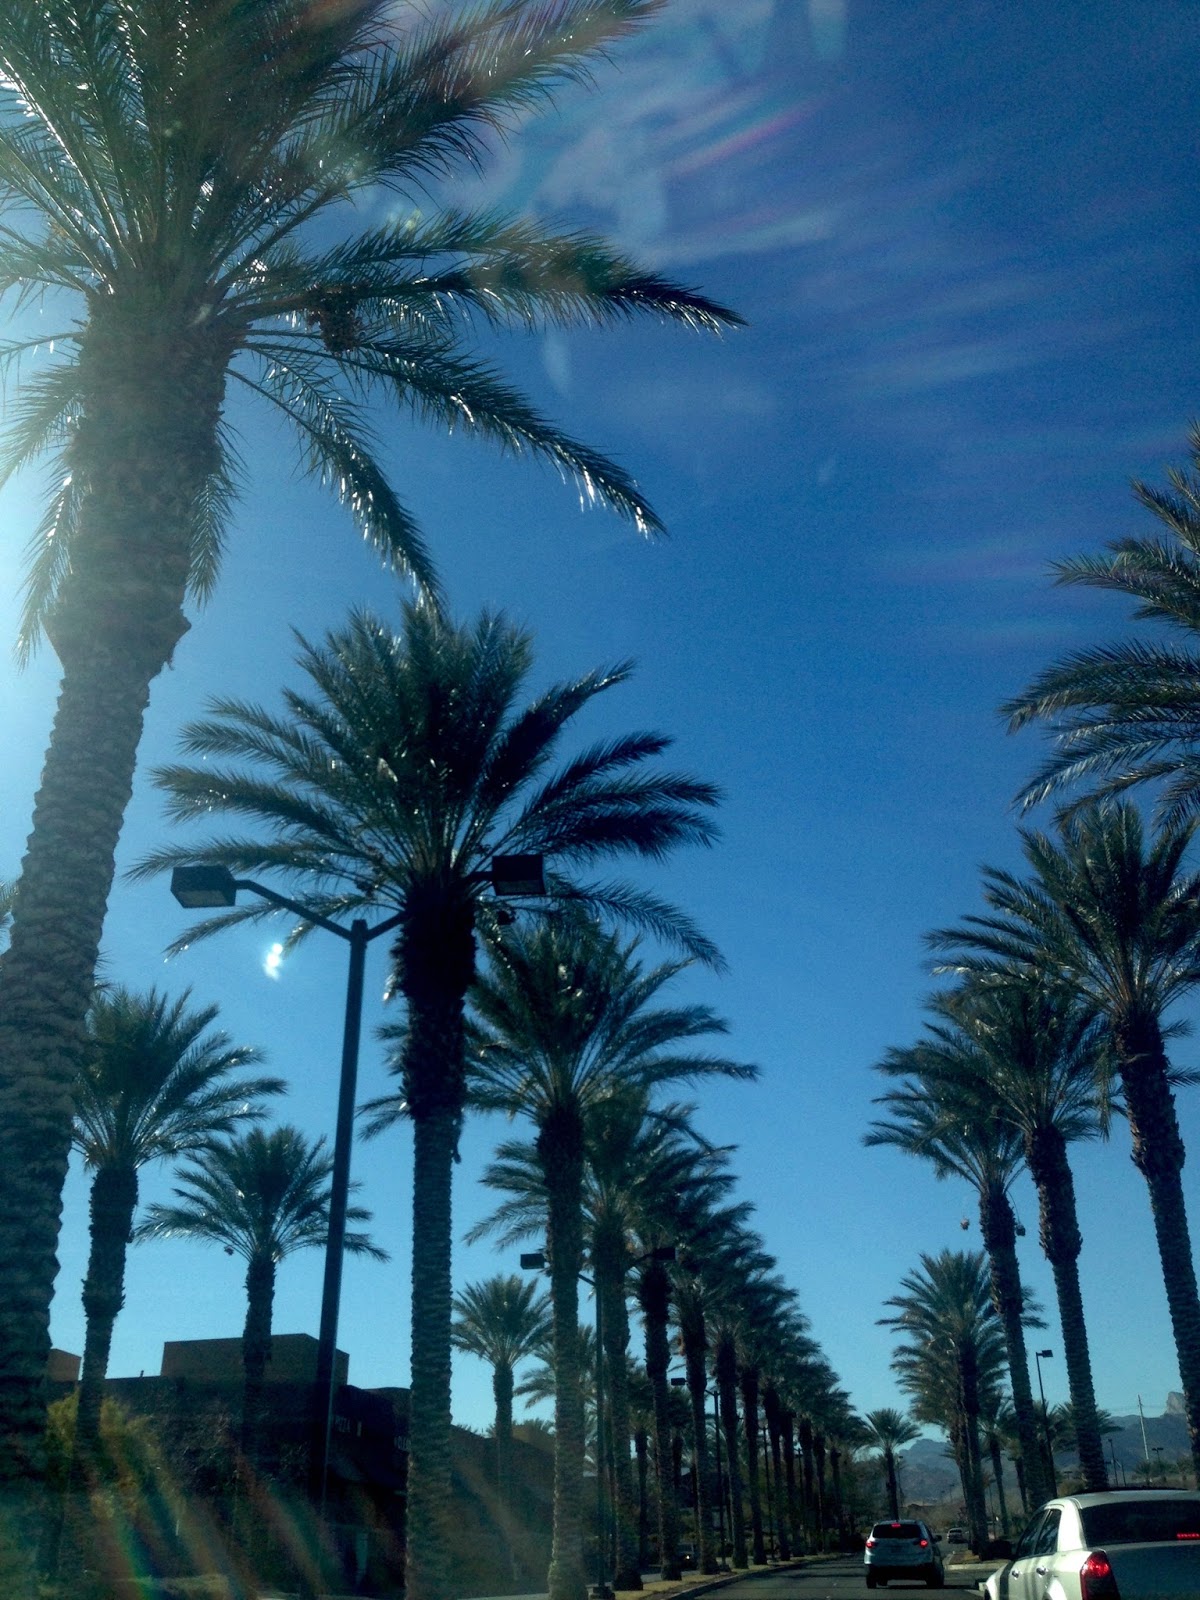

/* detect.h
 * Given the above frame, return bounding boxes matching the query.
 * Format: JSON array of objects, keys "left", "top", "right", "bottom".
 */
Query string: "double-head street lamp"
[{"left": 172, "top": 854, "right": 543, "bottom": 1513}]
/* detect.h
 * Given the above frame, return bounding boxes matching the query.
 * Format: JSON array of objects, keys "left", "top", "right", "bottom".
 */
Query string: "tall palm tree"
[
  {"left": 929, "top": 802, "right": 1200, "bottom": 1481},
  {"left": 462, "top": 911, "right": 753, "bottom": 1600},
  {"left": 863, "top": 1408, "right": 919, "bottom": 1520},
  {"left": 625, "top": 1132, "right": 748, "bottom": 1582},
  {"left": 922, "top": 974, "right": 1110, "bottom": 1490},
  {"left": 452, "top": 1273, "right": 551, "bottom": 1577},
  {"left": 671, "top": 1206, "right": 757, "bottom": 1575},
  {"left": 0, "top": 0, "right": 739, "bottom": 1515},
  {"left": 865, "top": 1054, "right": 1053, "bottom": 1507},
  {"left": 881, "top": 1251, "right": 1007, "bottom": 1554},
  {"left": 72, "top": 988, "right": 281, "bottom": 1456},
  {"left": 137, "top": 1124, "right": 385, "bottom": 1459},
  {"left": 586, "top": 1098, "right": 735, "bottom": 1588},
  {"left": 1003, "top": 428, "right": 1200, "bottom": 824},
  {"left": 138, "top": 605, "right": 722, "bottom": 1600}
]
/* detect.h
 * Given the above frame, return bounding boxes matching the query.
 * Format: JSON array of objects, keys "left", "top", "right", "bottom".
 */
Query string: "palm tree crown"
[
  {"left": 0, "top": 0, "right": 737, "bottom": 1513},
  {"left": 72, "top": 986, "right": 281, "bottom": 1455},
  {"left": 1005, "top": 427, "right": 1200, "bottom": 823},
  {"left": 1, "top": 0, "right": 742, "bottom": 644},
  {"left": 928, "top": 802, "right": 1200, "bottom": 1483},
  {"left": 76, "top": 988, "right": 280, "bottom": 1172},
  {"left": 138, "top": 1123, "right": 384, "bottom": 1457},
  {"left": 137, "top": 606, "right": 723, "bottom": 1600}
]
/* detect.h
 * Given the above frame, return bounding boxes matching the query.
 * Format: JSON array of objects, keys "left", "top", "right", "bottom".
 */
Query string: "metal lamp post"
[
  {"left": 172, "top": 854, "right": 542, "bottom": 1515},
  {"left": 1034, "top": 1348, "right": 1057, "bottom": 1497}
]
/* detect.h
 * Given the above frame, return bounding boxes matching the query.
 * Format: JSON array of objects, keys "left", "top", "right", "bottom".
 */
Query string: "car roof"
[{"left": 1044, "top": 1491, "right": 1200, "bottom": 1509}]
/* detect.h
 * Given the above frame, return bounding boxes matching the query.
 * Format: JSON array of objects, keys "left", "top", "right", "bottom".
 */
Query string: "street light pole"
[
  {"left": 1034, "top": 1348, "right": 1057, "bottom": 1497},
  {"left": 173, "top": 856, "right": 541, "bottom": 1517}
]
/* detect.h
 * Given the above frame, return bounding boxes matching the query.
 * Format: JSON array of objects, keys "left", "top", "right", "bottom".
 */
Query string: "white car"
[
  {"left": 983, "top": 1490, "right": 1200, "bottom": 1600},
  {"left": 865, "top": 1519, "right": 945, "bottom": 1588}
]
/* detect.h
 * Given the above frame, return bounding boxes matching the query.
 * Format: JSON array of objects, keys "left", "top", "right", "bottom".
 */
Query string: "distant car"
[
  {"left": 946, "top": 1526, "right": 968, "bottom": 1544},
  {"left": 864, "top": 1519, "right": 945, "bottom": 1588},
  {"left": 983, "top": 1490, "right": 1200, "bottom": 1600}
]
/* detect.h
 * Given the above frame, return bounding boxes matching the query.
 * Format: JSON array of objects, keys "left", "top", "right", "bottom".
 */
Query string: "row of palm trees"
[
  {"left": 866, "top": 428, "right": 1200, "bottom": 1515},
  {"left": 0, "top": 4, "right": 740, "bottom": 1596},
  {"left": 21, "top": 598, "right": 849, "bottom": 1598}
]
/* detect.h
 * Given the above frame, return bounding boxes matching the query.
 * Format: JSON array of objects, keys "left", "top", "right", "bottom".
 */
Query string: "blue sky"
[{"left": 3, "top": 0, "right": 1200, "bottom": 1439}]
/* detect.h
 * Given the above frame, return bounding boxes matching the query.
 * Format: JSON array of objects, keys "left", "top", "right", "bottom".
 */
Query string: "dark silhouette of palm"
[
  {"left": 920, "top": 974, "right": 1109, "bottom": 1490},
  {"left": 463, "top": 910, "right": 752, "bottom": 1600},
  {"left": 72, "top": 988, "right": 281, "bottom": 1454},
  {"left": 452, "top": 1273, "right": 549, "bottom": 1582},
  {"left": 139, "top": 1124, "right": 384, "bottom": 1457},
  {"left": 863, "top": 1407, "right": 920, "bottom": 1521},
  {"left": 0, "top": 0, "right": 739, "bottom": 1503},
  {"left": 141, "top": 606, "right": 722, "bottom": 1600},
  {"left": 880, "top": 1250, "right": 1008, "bottom": 1554},
  {"left": 1005, "top": 428, "right": 1200, "bottom": 823},
  {"left": 866, "top": 1045, "right": 1053, "bottom": 1507},
  {"left": 929, "top": 802, "right": 1200, "bottom": 1482}
]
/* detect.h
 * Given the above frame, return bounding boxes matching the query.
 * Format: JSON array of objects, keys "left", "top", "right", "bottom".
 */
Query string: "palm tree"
[
  {"left": 923, "top": 974, "right": 1110, "bottom": 1490},
  {"left": 865, "top": 1051, "right": 1053, "bottom": 1507},
  {"left": 671, "top": 1206, "right": 756, "bottom": 1574},
  {"left": 138, "top": 604, "right": 722, "bottom": 1600},
  {"left": 881, "top": 1251, "right": 1007, "bottom": 1553},
  {"left": 462, "top": 911, "right": 753, "bottom": 1600},
  {"left": 451, "top": 1273, "right": 550, "bottom": 1577},
  {"left": 137, "top": 1124, "right": 385, "bottom": 1459},
  {"left": 72, "top": 988, "right": 281, "bottom": 1458},
  {"left": 863, "top": 1408, "right": 919, "bottom": 1520},
  {"left": 1003, "top": 428, "right": 1200, "bottom": 824},
  {"left": 0, "top": 0, "right": 739, "bottom": 1510},
  {"left": 929, "top": 802, "right": 1200, "bottom": 1482}
]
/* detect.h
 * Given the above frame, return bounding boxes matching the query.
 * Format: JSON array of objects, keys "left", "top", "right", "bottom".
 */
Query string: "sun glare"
[{"left": 263, "top": 943, "right": 284, "bottom": 980}]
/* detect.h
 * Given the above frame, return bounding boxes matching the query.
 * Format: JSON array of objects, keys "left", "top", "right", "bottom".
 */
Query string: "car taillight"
[
  {"left": 918, "top": 1539, "right": 929, "bottom": 1548},
  {"left": 866, "top": 1538, "right": 876, "bottom": 1549},
  {"left": 1079, "top": 1550, "right": 1120, "bottom": 1600}
]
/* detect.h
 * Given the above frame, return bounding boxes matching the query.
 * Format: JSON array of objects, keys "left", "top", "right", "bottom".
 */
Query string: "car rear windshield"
[
  {"left": 1080, "top": 1501, "right": 1200, "bottom": 1546},
  {"left": 871, "top": 1523, "right": 923, "bottom": 1540}
]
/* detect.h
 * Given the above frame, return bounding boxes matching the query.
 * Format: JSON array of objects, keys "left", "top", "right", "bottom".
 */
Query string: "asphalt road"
[{"left": 708, "top": 1556, "right": 984, "bottom": 1599}]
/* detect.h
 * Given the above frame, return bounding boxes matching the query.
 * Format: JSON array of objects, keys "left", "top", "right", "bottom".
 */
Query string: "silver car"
[{"left": 865, "top": 1519, "right": 945, "bottom": 1588}]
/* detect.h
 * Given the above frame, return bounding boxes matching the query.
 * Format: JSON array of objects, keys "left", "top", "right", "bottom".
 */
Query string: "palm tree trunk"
[
  {"left": 959, "top": 1353, "right": 988, "bottom": 1552},
  {"left": 978, "top": 1180, "right": 1054, "bottom": 1507},
  {"left": 812, "top": 1431, "right": 828, "bottom": 1551},
  {"left": 1027, "top": 1125, "right": 1107, "bottom": 1490},
  {"left": 597, "top": 1262, "right": 640, "bottom": 1590},
  {"left": 638, "top": 1258, "right": 680, "bottom": 1579},
  {"left": 492, "top": 1362, "right": 518, "bottom": 1580},
  {"left": 681, "top": 1330, "right": 716, "bottom": 1574},
  {"left": 399, "top": 897, "right": 476, "bottom": 1600},
  {"left": 539, "top": 1110, "right": 588, "bottom": 1600},
  {"left": 797, "top": 1417, "right": 816, "bottom": 1549},
  {"left": 781, "top": 1412, "right": 801, "bottom": 1555},
  {"left": 763, "top": 1388, "right": 789, "bottom": 1560},
  {"left": 739, "top": 1369, "right": 764, "bottom": 1564},
  {"left": 634, "top": 1426, "right": 649, "bottom": 1567},
  {"left": 828, "top": 1445, "right": 844, "bottom": 1550},
  {"left": 884, "top": 1446, "right": 900, "bottom": 1520},
  {"left": 1118, "top": 1022, "right": 1200, "bottom": 1483},
  {"left": 406, "top": 1106, "right": 460, "bottom": 1600},
  {"left": 76, "top": 1166, "right": 139, "bottom": 1455},
  {"left": 987, "top": 1433, "right": 1010, "bottom": 1537},
  {"left": 0, "top": 317, "right": 224, "bottom": 1585},
  {"left": 241, "top": 1253, "right": 276, "bottom": 1466},
  {"left": 714, "top": 1339, "right": 746, "bottom": 1568}
]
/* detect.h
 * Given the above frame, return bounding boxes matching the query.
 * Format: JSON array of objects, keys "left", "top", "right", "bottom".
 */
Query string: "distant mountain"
[{"left": 895, "top": 1402, "right": 1193, "bottom": 1503}]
